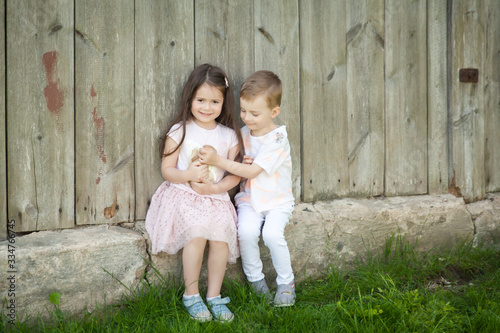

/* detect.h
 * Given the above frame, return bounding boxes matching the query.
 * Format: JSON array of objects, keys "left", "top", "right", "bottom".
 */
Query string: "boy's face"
[{"left": 240, "top": 94, "right": 280, "bottom": 137}]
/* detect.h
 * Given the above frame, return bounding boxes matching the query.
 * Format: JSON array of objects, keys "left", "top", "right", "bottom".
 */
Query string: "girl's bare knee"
[{"left": 208, "top": 240, "right": 228, "bottom": 248}]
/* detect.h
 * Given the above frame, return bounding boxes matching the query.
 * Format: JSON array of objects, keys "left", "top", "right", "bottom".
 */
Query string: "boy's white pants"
[{"left": 237, "top": 203, "right": 294, "bottom": 285}]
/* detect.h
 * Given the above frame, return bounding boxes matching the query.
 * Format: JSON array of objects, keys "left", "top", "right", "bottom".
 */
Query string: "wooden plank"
[
  {"left": 300, "top": 0, "right": 348, "bottom": 201},
  {"left": 135, "top": 0, "right": 194, "bottom": 219},
  {"left": 450, "top": 0, "right": 485, "bottom": 202},
  {"left": 427, "top": 0, "right": 449, "bottom": 194},
  {"left": 255, "top": 0, "right": 301, "bottom": 201},
  {"left": 0, "top": 0, "right": 6, "bottom": 240},
  {"left": 226, "top": 1, "right": 254, "bottom": 123},
  {"left": 193, "top": 0, "right": 254, "bottom": 200},
  {"left": 385, "top": 0, "right": 428, "bottom": 196},
  {"left": 7, "top": 0, "right": 74, "bottom": 232},
  {"left": 194, "top": 0, "right": 254, "bottom": 126},
  {"left": 194, "top": 0, "right": 228, "bottom": 67},
  {"left": 484, "top": 0, "right": 500, "bottom": 193},
  {"left": 346, "top": 0, "right": 384, "bottom": 197},
  {"left": 75, "top": 0, "right": 135, "bottom": 224}
]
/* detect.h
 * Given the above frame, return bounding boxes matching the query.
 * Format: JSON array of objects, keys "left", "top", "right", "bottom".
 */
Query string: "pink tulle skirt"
[{"left": 145, "top": 182, "right": 240, "bottom": 263}]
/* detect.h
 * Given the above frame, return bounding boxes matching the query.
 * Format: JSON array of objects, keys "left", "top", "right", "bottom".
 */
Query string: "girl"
[{"left": 145, "top": 64, "right": 244, "bottom": 322}]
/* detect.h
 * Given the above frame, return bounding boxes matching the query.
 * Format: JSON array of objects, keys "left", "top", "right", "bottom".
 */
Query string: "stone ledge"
[
  {"left": 1, "top": 225, "right": 147, "bottom": 321},
  {"left": 228, "top": 194, "right": 474, "bottom": 284},
  {"left": 467, "top": 193, "right": 500, "bottom": 249},
  {"left": 2, "top": 193, "right": 499, "bottom": 321}
]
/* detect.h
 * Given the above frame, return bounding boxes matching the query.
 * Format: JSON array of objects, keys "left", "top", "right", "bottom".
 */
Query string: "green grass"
[{"left": 3, "top": 237, "right": 500, "bottom": 332}]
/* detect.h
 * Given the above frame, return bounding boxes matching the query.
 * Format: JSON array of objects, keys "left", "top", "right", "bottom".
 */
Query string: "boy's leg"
[
  {"left": 262, "top": 205, "right": 295, "bottom": 306},
  {"left": 182, "top": 237, "right": 208, "bottom": 295},
  {"left": 206, "top": 240, "right": 229, "bottom": 298},
  {"left": 261, "top": 205, "right": 294, "bottom": 285},
  {"left": 237, "top": 204, "right": 265, "bottom": 282}
]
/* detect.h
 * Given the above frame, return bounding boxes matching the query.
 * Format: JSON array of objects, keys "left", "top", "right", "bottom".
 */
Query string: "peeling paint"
[
  {"left": 42, "top": 51, "right": 65, "bottom": 130},
  {"left": 90, "top": 85, "right": 106, "bottom": 164},
  {"left": 90, "top": 84, "right": 97, "bottom": 98}
]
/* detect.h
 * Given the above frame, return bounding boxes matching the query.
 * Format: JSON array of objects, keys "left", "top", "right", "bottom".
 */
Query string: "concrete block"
[
  {"left": 0, "top": 225, "right": 147, "bottom": 321},
  {"left": 468, "top": 193, "right": 500, "bottom": 248},
  {"left": 313, "top": 194, "right": 473, "bottom": 266}
]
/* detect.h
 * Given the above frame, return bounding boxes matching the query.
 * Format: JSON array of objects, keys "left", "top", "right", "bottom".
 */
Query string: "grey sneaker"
[
  {"left": 250, "top": 278, "right": 273, "bottom": 303},
  {"left": 274, "top": 281, "right": 295, "bottom": 307}
]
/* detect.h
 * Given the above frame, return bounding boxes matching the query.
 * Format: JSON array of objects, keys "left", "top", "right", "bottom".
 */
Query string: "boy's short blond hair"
[{"left": 240, "top": 70, "right": 282, "bottom": 108}]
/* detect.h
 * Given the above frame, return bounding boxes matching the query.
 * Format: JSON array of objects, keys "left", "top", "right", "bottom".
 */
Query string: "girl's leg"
[
  {"left": 183, "top": 237, "right": 207, "bottom": 295},
  {"left": 206, "top": 240, "right": 229, "bottom": 298},
  {"left": 206, "top": 240, "right": 234, "bottom": 322}
]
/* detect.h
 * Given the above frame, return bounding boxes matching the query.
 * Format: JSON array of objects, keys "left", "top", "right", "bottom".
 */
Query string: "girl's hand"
[
  {"left": 188, "top": 160, "right": 209, "bottom": 182},
  {"left": 191, "top": 178, "right": 217, "bottom": 195},
  {"left": 243, "top": 155, "right": 254, "bottom": 165},
  {"left": 199, "top": 145, "right": 219, "bottom": 165}
]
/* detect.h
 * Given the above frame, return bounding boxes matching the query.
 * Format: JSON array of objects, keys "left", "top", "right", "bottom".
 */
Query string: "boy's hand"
[
  {"left": 242, "top": 155, "right": 254, "bottom": 165},
  {"left": 199, "top": 145, "right": 219, "bottom": 165}
]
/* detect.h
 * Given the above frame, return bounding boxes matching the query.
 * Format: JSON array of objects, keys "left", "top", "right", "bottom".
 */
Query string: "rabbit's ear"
[{"left": 190, "top": 148, "right": 199, "bottom": 163}]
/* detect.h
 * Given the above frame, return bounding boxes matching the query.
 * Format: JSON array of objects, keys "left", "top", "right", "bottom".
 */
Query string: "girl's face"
[{"left": 191, "top": 82, "right": 224, "bottom": 130}]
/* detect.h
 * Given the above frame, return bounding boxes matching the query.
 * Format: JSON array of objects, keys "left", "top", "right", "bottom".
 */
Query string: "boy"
[{"left": 199, "top": 70, "right": 295, "bottom": 306}]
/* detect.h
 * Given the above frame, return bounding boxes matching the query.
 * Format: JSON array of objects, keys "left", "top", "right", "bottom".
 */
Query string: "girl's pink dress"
[{"left": 145, "top": 121, "right": 240, "bottom": 263}]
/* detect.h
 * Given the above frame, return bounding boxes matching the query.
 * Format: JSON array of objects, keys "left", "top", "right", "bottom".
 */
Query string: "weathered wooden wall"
[
  {"left": 0, "top": 0, "right": 6, "bottom": 239},
  {"left": 484, "top": 0, "right": 500, "bottom": 194},
  {"left": 451, "top": 0, "right": 500, "bottom": 201},
  {"left": 75, "top": 0, "right": 135, "bottom": 225},
  {"left": 427, "top": 0, "right": 449, "bottom": 195},
  {"left": 385, "top": 0, "right": 428, "bottom": 196},
  {"left": 1, "top": 0, "right": 499, "bottom": 234},
  {"left": 135, "top": 0, "right": 194, "bottom": 220},
  {"left": 7, "top": 0, "right": 74, "bottom": 232}
]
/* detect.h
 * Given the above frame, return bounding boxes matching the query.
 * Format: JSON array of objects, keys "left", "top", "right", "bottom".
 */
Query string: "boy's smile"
[{"left": 240, "top": 95, "right": 280, "bottom": 137}]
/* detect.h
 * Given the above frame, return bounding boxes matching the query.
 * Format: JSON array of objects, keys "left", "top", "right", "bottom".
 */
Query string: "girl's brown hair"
[{"left": 159, "top": 63, "right": 244, "bottom": 161}]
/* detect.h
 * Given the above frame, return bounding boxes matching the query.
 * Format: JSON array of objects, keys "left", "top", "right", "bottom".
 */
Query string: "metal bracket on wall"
[{"left": 459, "top": 68, "right": 479, "bottom": 83}]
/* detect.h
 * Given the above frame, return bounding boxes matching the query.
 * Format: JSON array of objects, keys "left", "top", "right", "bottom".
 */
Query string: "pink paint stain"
[
  {"left": 92, "top": 106, "right": 106, "bottom": 163},
  {"left": 42, "top": 51, "right": 65, "bottom": 129},
  {"left": 90, "top": 85, "right": 107, "bottom": 164},
  {"left": 90, "top": 85, "right": 106, "bottom": 185}
]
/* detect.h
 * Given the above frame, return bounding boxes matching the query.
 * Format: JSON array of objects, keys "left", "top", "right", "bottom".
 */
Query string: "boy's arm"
[
  {"left": 199, "top": 146, "right": 264, "bottom": 179},
  {"left": 191, "top": 145, "right": 241, "bottom": 195}
]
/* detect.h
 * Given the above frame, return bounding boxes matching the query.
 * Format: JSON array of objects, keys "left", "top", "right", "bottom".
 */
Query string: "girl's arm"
[
  {"left": 161, "top": 137, "right": 208, "bottom": 183},
  {"left": 191, "top": 145, "right": 241, "bottom": 195},
  {"left": 199, "top": 146, "right": 263, "bottom": 179}
]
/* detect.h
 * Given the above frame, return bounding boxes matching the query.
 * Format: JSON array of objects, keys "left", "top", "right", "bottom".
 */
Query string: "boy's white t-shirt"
[
  {"left": 235, "top": 125, "right": 294, "bottom": 212},
  {"left": 167, "top": 120, "right": 238, "bottom": 201}
]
